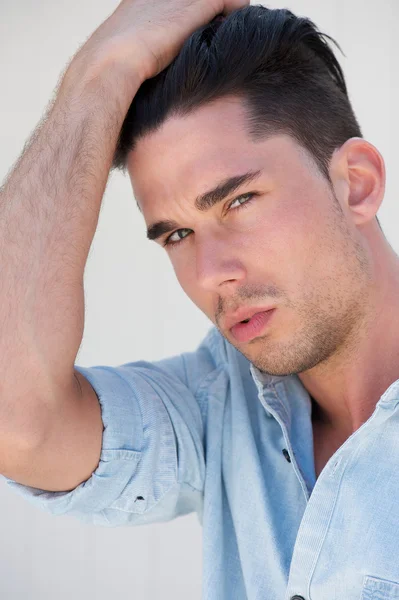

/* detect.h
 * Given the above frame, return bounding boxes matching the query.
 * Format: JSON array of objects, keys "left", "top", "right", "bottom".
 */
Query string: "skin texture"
[{"left": 127, "top": 95, "right": 399, "bottom": 463}]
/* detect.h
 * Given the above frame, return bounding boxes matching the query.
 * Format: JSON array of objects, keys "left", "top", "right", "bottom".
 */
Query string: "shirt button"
[
  {"left": 290, "top": 596, "right": 305, "bottom": 600},
  {"left": 282, "top": 448, "right": 291, "bottom": 462}
]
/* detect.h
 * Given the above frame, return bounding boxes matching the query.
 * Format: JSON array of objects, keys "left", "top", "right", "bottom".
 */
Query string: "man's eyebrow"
[{"left": 146, "top": 169, "right": 262, "bottom": 242}]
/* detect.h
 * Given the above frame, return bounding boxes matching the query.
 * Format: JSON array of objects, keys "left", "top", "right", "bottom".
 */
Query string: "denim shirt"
[{"left": 4, "top": 325, "right": 399, "bottom": 600}]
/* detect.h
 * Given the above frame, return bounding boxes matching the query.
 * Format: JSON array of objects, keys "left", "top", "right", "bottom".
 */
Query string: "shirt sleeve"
[{"left": 2, "top": 327, "right": 220, "bottom": 527}]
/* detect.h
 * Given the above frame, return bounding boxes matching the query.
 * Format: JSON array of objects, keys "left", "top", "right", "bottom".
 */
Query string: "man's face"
[{"left": 127, "top": 96, "right": 371, "bottom": 376}]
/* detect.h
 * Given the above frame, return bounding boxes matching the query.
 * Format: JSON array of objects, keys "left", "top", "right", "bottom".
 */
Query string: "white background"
[{"left": 0, "top": 0, "right": 397, "bottom": 597}]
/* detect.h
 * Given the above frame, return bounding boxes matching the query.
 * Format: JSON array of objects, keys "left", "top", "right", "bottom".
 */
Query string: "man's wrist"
[{"left": 61, "top": 41, "right": 145, "bottom": 109}]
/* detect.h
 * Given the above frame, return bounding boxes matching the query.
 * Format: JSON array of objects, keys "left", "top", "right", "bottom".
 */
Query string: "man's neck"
[{"left": 301, "top": 263, "right": 399, "bottom": 438}]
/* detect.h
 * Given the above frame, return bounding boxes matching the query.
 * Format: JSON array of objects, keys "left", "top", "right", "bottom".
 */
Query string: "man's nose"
[{"left": 195, "top": 233, "right": 246, "bottom": 292}]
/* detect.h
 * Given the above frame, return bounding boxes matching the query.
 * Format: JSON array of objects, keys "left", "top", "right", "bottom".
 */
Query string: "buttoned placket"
[
  {"left": 249, "top": 364, "right": 399, "bottom": 600},
  {"left": 284, "top": 384, "right": 399, "bottom": 600}
]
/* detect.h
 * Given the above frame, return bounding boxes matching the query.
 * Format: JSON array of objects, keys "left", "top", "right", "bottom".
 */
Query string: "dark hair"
[{"left": 112, "top": 4, "right": 382, "bottom": 230}]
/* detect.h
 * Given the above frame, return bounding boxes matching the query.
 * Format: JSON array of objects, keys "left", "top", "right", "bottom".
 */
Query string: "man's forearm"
[{"left": 0, "top": 55, "right": 141, "bottom": 437}]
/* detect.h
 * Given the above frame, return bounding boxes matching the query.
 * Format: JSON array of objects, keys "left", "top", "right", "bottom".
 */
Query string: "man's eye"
[
  {"left": 163, "top": 228, "right": 191, "bottom": 248},
  {"left": 227, "top": 192, "right": 254, "bottom": 212},
  {"left": 163, "top": 192, "right": 256, "bottom": 249}
]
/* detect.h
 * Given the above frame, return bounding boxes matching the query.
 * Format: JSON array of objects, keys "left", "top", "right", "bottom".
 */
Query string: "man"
[{"left": 1, "top": 1, "right": 398, "bottom": 598}]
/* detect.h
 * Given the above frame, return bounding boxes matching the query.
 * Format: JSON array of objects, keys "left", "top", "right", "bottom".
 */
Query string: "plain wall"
[{"left": 0, "top": 0, "right": 397, "bottom": 597}]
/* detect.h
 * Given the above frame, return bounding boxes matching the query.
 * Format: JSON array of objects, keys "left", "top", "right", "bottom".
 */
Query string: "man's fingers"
[{"left": 223, "top": 0, "right": 251, "bottom": 15}]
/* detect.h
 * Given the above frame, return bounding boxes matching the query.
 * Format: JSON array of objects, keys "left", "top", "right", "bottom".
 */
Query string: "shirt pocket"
[{"left": 361, "top": 575, "right": 399, "bottom": 599}]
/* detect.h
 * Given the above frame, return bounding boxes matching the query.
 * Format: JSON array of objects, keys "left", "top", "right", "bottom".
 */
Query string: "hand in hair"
[{"left": 74, "top": 0, "right": 250, "bottom": 83}]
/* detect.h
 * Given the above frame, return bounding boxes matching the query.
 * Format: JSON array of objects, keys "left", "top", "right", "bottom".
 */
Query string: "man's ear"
[{"left": 331, "top": 137, "right": 385, "bottom": 227}]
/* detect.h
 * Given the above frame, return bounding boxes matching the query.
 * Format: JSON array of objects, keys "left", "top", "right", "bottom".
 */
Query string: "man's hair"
[{"left": 112, "top": 4, "right": 382, "bottom": 230}]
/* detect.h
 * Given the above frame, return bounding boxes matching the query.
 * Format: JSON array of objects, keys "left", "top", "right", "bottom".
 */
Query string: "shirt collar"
[{"left": 249, "top": 362, "right": 399, "bottom": 415}]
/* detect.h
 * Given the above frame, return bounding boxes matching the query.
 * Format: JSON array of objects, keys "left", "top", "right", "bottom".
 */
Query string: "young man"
[{"left": 1, "top": 1, "right": 398, "bottom": 598}]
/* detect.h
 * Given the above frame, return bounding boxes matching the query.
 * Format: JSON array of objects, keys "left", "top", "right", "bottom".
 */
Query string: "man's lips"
[
  {"left": 229, "top": 309, "right": 276, "bottom": 343},
  {"left": 223, "top": 306, "right": 276, "bottom": 331}
]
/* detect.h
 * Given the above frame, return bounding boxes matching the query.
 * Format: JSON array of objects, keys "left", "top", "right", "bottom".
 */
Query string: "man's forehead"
[
  {"left": 126, "top": 95, "right": 298, "bottom": 216},
  {"left": 127, "top": 96, "right": 254, "bottom": 174}
]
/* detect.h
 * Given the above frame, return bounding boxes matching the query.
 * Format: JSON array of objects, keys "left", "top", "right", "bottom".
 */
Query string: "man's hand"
[{"left": 73, "top": 0, "right": 250, "bottom": 84}]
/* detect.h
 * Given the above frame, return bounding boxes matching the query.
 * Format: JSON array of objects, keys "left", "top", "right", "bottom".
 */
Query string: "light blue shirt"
[{"left": 4, "top": 325, "right": 399, "bottom": 599}]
